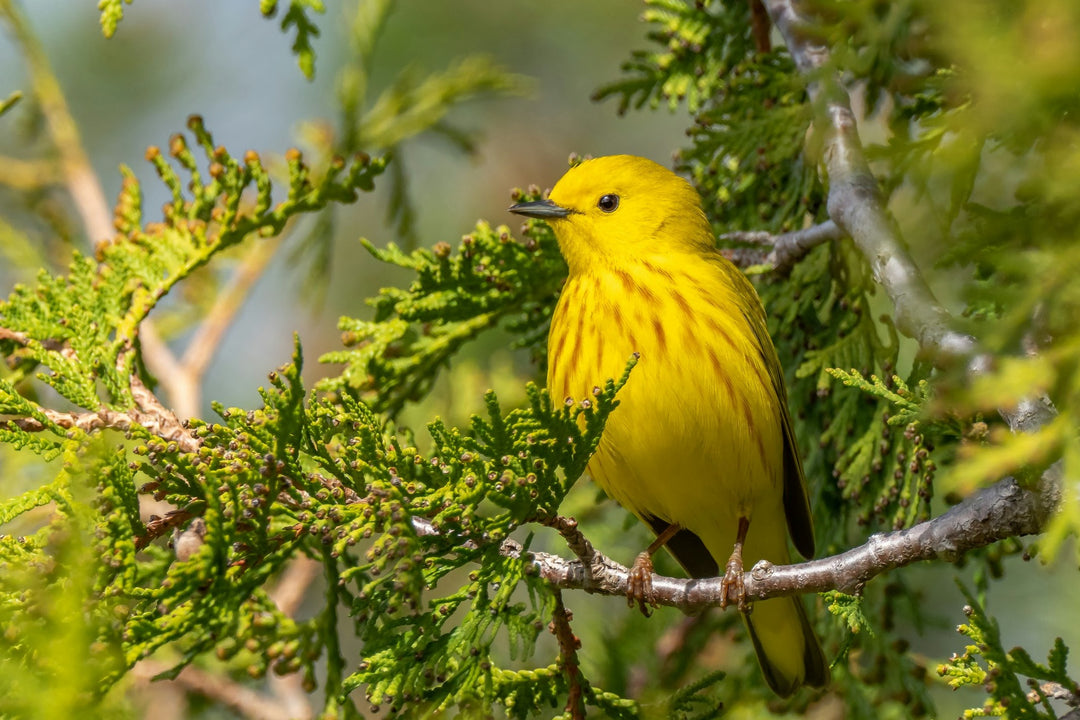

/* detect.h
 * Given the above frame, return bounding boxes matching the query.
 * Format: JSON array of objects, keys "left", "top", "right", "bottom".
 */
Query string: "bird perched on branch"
[{"left": 510, "top": 155, "right": 828, "bottom": 697}]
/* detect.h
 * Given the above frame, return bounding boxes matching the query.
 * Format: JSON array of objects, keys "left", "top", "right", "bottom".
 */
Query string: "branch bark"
[
  {"left": 410, "top": 457, "right": 1058, "bottom": 613},
  {"left": 721, "top": 219, "right": 843, "bottom": 272},
  {"left": 550, "top": 590, "right": 586, "bottom": 720},
  {"left": 8, "top": 373, "right": 197, "bottom": 454}
]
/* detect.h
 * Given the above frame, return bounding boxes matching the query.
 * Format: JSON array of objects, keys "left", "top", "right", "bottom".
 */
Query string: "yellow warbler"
[{"left": 510, "top": 155, "right": 828, "bottom": 696}]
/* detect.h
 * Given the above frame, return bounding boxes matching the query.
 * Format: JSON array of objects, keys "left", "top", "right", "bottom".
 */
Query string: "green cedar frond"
[
  {"left": 668, "top": 670, "right": 728, "bottom": 720},
  {"left": 357, "top": 55, "right": 531, "bottom": 152},
  {"left": 593, "top": 0, "right": 753, "bottom": 115},
  {"left": 937, "top": 586, "right": 1079, "bottom": 718},
  {"left": 99, "top": 1, "right": 325, "bottom": 80},
  {"left": 96, "top": 0, "right": 130, "bottom": 38},
  {"left": 292, "top": 50, "right": 530, "bottom": 290},
  {"left": 0, "top": 117, "right": 386, "bottom": 421},
  {"left": 276, "top": 0, "right": 325, "bottom": 80},
  {"left": 320, "top": 197, "right": 566, "bottom": 416},
  {"left": 826, "top": 369, "right": 927, "bottom": 427}
]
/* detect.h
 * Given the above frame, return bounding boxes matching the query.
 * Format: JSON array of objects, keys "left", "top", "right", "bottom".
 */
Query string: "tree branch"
[
  {"left": 182, "top": 237, "right": 282, "bottom": 383},
  {"left": 415, "top": 460, "right": 1058, "bottom": 614},
  {"left": 721, "top": 219, "right": 843, "bottom": 271},
  {"left": 550, "top": 590, "right": 586, "bottom": 720},
  {"left": 9, "top": 374, "right": 196, "bottom": 455},
  {"left": 762, "top": 0, "right": 978, "bottom": 365}
]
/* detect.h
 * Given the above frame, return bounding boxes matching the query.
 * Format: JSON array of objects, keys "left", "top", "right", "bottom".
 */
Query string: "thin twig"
[
  {"left": 721, "top": 220, "right": 843, "bottom": 271},
  {"left": 747, "top": 0, "right": 772, "bottom": 54},
  {"left": 539, "top": 514, "right": 599, "bottom": 568},
  {"left": 139, "top": 508, "right": 196, "bottom": 551},
  {"left": 550, "top": 590, "right": 586, "bottom": 720}
]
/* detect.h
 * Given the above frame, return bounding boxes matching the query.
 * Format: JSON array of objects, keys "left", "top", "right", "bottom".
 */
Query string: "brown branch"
[
  {"left": 539, "top": 514, "right": 599, "bottom": 567},
  {"left": 10, "top": 408, "right": 141, "bottom": 436},
  {"left": 166, "top": 235, "right": 285, "bottom": 419},
  {"left": 268, "top": 555, "right": 321, "bottom": 617},
  {"left": 133, "top": 660, "right": 296, "bottom": 720},
  {"left": 139, "top": 508, "right": 196, "bottom": 551},
  {"left": 550, "top": 590, "right": 586, "bottom": 720},
  {"left": 748, "top": 0, "right": 772, "bottom": 53},
  {"left": 5, "top": 363, "right": 201, "bottom": 550},
  {"left": 0, "top": 327, "right": 29, "bottom": 345}
]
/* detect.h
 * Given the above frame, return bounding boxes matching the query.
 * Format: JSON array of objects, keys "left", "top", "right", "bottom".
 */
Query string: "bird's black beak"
[{"left": 508, "top": 199, "right": 571, "bottom": 219}]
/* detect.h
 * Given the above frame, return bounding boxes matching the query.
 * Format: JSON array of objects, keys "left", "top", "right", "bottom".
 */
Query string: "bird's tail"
[{"left": 743, "top": 594, "right": 829, "bottom": 697}]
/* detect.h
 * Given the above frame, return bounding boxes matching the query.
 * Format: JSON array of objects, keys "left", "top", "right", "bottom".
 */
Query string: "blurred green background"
[{"left": 1, "top": 2, "right": 1077, "bottom": 718}]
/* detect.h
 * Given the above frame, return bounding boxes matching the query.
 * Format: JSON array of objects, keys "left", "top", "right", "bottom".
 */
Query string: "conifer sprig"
[{"left": 320, "top": 188, "right": 567, "bottom": 416}]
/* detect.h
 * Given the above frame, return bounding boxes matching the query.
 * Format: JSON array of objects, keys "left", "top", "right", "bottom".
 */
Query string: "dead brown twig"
[{"left": 550, "top": 590, "right": 586, "bottom": 720}]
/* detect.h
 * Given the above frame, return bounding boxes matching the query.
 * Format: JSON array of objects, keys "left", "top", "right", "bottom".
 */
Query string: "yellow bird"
[{"left": 510, "top": 155, "right": 828, "bottom": 697}]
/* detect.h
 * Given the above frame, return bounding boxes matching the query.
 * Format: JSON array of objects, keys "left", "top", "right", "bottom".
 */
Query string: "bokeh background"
[{"left": 1, "top": 2, "right": 1076, "bottom": 717}]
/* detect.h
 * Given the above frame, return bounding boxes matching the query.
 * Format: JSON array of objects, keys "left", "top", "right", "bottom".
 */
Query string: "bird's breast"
[{"left": 547, "top": 261, "right": 784, "bottom": 535}]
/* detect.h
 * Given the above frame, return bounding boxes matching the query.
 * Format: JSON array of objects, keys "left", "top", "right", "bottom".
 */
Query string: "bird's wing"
[{"left": 717, "top": 257, "right": 816, "bottom": 559}]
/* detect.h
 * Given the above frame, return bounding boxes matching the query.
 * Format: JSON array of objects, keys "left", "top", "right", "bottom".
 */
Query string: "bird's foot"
[
  {"left": 719, "top": 548, "right": 748, "bottom": 613},
  {"left": 626, "top": 551, "right": 657, "bottom": 617}
]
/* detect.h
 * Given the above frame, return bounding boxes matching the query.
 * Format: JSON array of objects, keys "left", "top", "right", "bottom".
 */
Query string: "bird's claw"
[
  {"left": 626, "top": 551, "right": 657, "bottom": 616},
  {"left": 720, "top": 552, "right": 749, "bottom": 613}
]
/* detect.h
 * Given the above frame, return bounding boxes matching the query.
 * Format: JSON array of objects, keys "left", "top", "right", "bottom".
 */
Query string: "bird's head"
[{"left": 509, "top": 155, "right": 715, "bottom": 274}]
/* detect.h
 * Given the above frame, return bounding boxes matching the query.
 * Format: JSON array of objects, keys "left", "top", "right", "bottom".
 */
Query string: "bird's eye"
[{"left": 597, "top": 194, "right": 620, "bottom": 213}]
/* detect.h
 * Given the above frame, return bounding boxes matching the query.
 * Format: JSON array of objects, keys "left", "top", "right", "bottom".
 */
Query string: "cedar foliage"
[{"left": 1, "top": 0, "right": 1078, "bottom": 718}]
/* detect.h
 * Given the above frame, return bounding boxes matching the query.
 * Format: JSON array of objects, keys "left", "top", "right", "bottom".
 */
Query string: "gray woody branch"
[
  {"left": 721, "top": 219, "right": 843, "bottom": 272},
  {"left": 415, "top": 459, "right": 1059, "bottom": 611},
  {"left": 763, "top": 0, "right": 1058, "bottom": 432}
]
